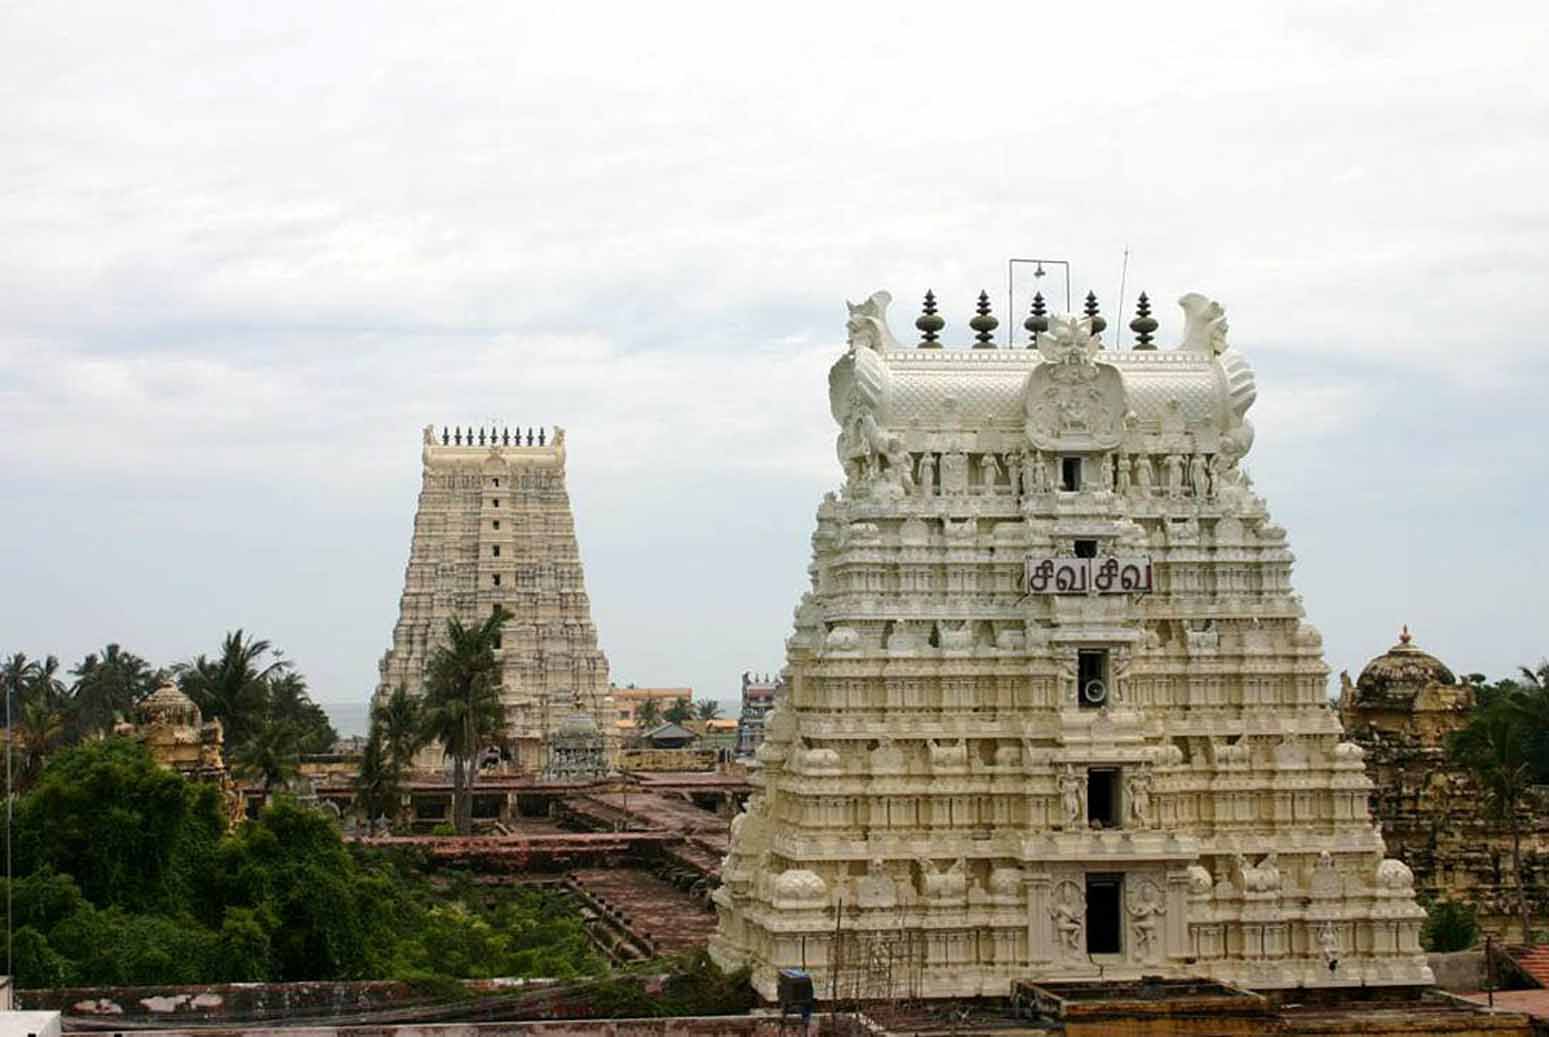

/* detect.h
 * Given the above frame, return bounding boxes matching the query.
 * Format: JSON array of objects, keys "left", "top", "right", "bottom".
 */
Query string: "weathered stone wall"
[{"left": 1339, "top": 636, "right": 1549, "bottom": 942}]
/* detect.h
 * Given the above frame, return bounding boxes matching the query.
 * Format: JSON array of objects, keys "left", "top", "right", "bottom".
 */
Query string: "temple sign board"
[{"left": 1025, "top": 556, "right": 1152, "bottom": 594}]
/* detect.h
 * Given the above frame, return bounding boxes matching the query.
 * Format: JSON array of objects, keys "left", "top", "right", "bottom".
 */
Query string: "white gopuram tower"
[
  {"left": 375, "top": 425, "right": 613, "bottom": 775},
  {"left": 709, "top": 291, "right": 1432, "bottom": 999}
]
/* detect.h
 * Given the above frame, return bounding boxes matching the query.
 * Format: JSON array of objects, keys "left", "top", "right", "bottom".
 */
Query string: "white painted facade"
[{"left": 709, "top": 293, "right": 1432, "bottom": 999}]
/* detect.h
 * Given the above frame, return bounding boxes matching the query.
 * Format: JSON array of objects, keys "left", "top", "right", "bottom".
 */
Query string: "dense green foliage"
[
  {"left": 575, "top": 951, "right": 756, "bottom": 1018},
  {"left": 1448, "top": 664, "right": 1549, "bottom": 941},
  {"left": 1420, "top": 898, "right": 1481, "bottom": 952},
  {"left": 2, "top": 633, "right": 336, "bottom": 797},
  {"left": 1, "top": 739, "right": 604, "bottom": 988}
]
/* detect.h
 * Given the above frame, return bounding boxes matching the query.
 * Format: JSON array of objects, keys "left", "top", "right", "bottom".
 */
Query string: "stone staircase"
[{"left": 1510, "top": 944, "right": 1549, "bottom": 988}]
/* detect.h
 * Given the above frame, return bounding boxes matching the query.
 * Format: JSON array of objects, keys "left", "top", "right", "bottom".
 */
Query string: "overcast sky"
[{"left": 3, "top": 2, "right": 1545, "bottom": 725}]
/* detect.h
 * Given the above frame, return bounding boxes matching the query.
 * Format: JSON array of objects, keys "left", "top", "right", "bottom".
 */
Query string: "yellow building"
[{"left": 610, "top": 685, "right": 693, "bottom": 734}]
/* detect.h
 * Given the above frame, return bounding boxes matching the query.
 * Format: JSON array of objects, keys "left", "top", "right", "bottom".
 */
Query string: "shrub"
[{"left": 1422, "top": 898, "right": 1480, "bottom": 952}]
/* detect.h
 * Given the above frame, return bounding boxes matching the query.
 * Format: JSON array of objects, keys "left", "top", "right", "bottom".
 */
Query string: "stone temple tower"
[
  {"left": 709, "top": 291, "right": 1432, "bottom": 999},
  {"left": 376, "top": 425, "right": 613, "bottom": 774}
]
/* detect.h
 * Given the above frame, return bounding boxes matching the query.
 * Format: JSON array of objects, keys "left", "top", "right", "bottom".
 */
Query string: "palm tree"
[
  {"left": 420, "top": 608, "right": 509, "bottom": 835},
  {"left": 375, "top": 685, "right": 424, "bottom": 778},
  {"left": 353, "top": 726, "right": 398, "bottom": 835},
  {"left": 178, "top": 631, "right": 287, "bottom": 748},
  {"left": 1450, "top": 695, "right": 1537, "bottom": 942},
  {"left": 3, "top": 652, "right": 38, "bottom": 724},
  {"left": 230, "top": 710, "right": 302, "bottom": 802},
  {"left": 665, "top": 696, "right": 693, "bottom": 724},
  {"left": 633, "top": 698, "right": 662, "bottom": 734},
  {"left": 695, "top": 700, "right": 722, "bottom": 722},
  {"left": 14, "top": 656, "right": 69, "bottom": 789},
  {"left": 69, "top": 643, "right": 154, "bottom": 740}
]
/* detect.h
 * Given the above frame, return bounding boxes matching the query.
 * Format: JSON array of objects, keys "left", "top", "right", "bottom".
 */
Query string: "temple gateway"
[
  {"left": 375, "top": 425, "right": 613, "bottom": 776},
  {"left": 709, "top": 290, "right": 1433, "bottom": 999}
]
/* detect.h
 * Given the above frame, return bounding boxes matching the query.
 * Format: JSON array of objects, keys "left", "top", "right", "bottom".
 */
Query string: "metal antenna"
[{"left": 1115, "top": 246, "right": 1131, "bottom": 348}]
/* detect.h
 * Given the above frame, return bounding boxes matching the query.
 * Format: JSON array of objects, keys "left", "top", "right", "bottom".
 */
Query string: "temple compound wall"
[
  {"left": 1340, "top": 632, "right": 1549, "bottom": 941},
  {"left": 709, "top": 290, "right": 1433, "bottom": 999},
  {"left": 375, "top": 426, "right": 613, "bottom": 775}
]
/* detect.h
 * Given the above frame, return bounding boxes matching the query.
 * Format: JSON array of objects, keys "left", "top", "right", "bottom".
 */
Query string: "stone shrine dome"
[
  {"left": 1354, "top": 627, "right": 1456, "bottom": 704},
  {"left": 138, "top": 681, "right": 201, "bottom": 727}
]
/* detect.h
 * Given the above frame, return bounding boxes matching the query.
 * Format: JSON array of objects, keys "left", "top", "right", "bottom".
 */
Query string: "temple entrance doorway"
[{"left": 1086, "top": 873, "right": 1123, "bottom": 954}]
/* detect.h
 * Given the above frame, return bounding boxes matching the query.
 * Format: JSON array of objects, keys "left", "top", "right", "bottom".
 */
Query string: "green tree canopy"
[
  {"left": 664, "top": 696, "right": 693, "bottom": 724},
  {"left": 695, "top": 700, "right": 721, "bottom": 721},
  {"left": 69, "top": 643, "right": 156, "bottom": 740},
  {"left": 420, "top": 608, "right": 509, "bottom": 834}
]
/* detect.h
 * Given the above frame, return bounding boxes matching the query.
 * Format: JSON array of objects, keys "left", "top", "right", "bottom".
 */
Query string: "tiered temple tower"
[
  {"left": 709, "top": 290, "right": 1432, "bottom": 998},
  {"left": 375, "top": 425, "right": 613, "bottom": 774}
]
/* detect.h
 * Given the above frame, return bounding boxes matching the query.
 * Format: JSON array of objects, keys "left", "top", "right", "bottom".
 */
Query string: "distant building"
[
  {"left": 640, "top": 721, "right": 699, "bottom": 749},
  {"left": 119, "top": 681, "right": 243, "bottom": 824},
  {"left": 611, "top": 685, "right": 693, "bottom": 734},
  {"left": 374, "top": 425, "right": 615, "bottom": 775},
  {"left": 736, "top": 671, "right": 783, "bottom": 756}
]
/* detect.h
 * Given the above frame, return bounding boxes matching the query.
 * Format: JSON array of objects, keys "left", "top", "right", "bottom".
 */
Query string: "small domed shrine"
[
  {"left": 709, "top": 289, "right": 1432, "bottom": 998},
  {"left": 123, "top": 681, "right": 242, "bottom": 822},
  {"left": 1341, "top": 629, "right": 1546, "bottom": 940},
  {"left": 1338, "top": 627, "right": 1470, "bottom": 743}
]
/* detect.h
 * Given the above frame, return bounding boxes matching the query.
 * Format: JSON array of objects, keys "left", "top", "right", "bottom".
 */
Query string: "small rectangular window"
[
  {"left": 492, "top": 545, "right": 501, "bottom": 557},
  {"left": 1078, "top": 649, "right": 1110, "bottom": 708},
  {"left": 493, "top": 520, "right": 500, "bottom": 530},
  {"left": 492, "top": 478, "right": 499, "bottom": 487},
  {"left": 1087, "top": 768, "right": 1119, "bottom": 827},
  {"left": 1061, "top": 457, "right": 1082, "bottom": 491},
  {"left": 1086, "top": 874, "right": 1123, "bottom": 954},
  {"left": 493, "top": 498, "right": 501, "bottom": 507},
  {"left": 492, "top": 574, "right": 502, "bottom": 587},
  {"left": 1075, "top": 539, "right": 1097, "bottom": 559}
]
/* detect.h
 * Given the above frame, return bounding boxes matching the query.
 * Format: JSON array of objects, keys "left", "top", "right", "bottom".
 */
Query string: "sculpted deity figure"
[
  {"left": 1051, "top": 888, "right": 1084, "bottom": 953},
  {"left": 1318, "top": 921, "right": 1341, "bottom": 966},
  {"left": 1165, "top": 454, "right": 1185, "bottom": 498},
  {"left": 1115, "top": 453, "right": 1131, "bottom": 496},
  {"left": 1188, "top": 453, "right": 1208, "bottom": 497},
  {"left": 1006, "top": 451, "right": 1023, "bottom": 496},
  {"left": 1130, "top": 883, "right": 1164, "bottom": 958},
  {"left": 916, "top": 452, "right": 937, "bottom": 497},
  {"left": 880, "top": 438, "right": 914, "bottom": 499},
  {"left": 1023, "top": 450, "right": 1046, "bottom": 494},
  {"left": 978, "top": 452, "right": 1004, "bottom": 494},
  {"left": 1126, "top": 770, "right": 1153, "bottom": 828},
  {"left": 941, "top": 450, "right": 969, "bottom": 495},
  {"left": 1095, "top": 452, "right": 1113, "bottom": 492},
  {"left": 1059, "top": 764, "right": 1086, "bottom": 828},
  {"left": 1206, "top": 453, "right": 1225, "bottom": 499},
  {"left": 1134, "top": 455, "right": 1154, "bottom": 496}
]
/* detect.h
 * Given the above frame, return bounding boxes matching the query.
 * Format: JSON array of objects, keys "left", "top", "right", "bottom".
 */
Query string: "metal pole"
[
  {"left": 6, "top": 677, "right": 12, "bottom": 978},
  {"left": 1007, "top": 258, "right": 1072, "bottom": 346},
  {"left": 1114, "top": 246, "right": 1131, "bottom": 349}
]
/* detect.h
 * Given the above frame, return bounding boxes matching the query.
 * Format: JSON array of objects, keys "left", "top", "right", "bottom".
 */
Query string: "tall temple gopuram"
[
  {"left": 709, "top": 290, "right": 1433, "bottom": 998},
  {"left": 375, "top": 425, "right": 613, "bottom": 776}
]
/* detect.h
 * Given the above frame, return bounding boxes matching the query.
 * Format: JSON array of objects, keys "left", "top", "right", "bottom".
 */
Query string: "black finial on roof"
[
  {"left": 915, "top": 290, "right": 944, "bottom": 348},
  {"left": 970, "top": 290, "right": 998, "bottom": 348},
  {"left": 478, "top": 427, "right": 486, "bottom": 446},
  {"left": 441, "top": 427, "right": 449, "bottom": 445},
  {"left": 502, "top": 427, "right": 510, "bottom": 446},
  {"left": 538, "top": 428, "right": 546, "bottom": 446},
  {"left": 1024, "top": 291, "right": 1049, "bottom": 347},
  {"left": 453, "top": 426, "right": 462, "bottom": 445},
  {"left": 526, "top": 428, "right": 534, "bottom": 446},
  {"left": 1129, "top": 291, "right": 1158, "bottom": 350},
  {"left": 1084, "top": 291, "right": 1107, "bottom": 337}
]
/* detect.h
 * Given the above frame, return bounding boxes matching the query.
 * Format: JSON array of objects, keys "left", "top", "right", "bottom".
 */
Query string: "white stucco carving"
[{"left": 710, "top": 290, "right": 1432, "bottom": 999}]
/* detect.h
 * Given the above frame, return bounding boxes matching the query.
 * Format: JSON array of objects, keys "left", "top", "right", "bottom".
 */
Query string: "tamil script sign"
[{"left": 1025, "top": 556, "right": 1153, "bottom": 594}]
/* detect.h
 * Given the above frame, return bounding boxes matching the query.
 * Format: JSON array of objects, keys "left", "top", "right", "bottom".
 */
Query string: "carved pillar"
[
  {"left": 1166, "top": 868, "right": 1191, "bottom": 960},
  {"left": 1028, "top": 873, "right": 1053, "bottom": 965}
]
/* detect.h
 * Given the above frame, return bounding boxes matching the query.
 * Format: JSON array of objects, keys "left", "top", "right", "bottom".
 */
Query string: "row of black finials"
[
  {"left": 441, "top": 427, "right": 545, "bottom": 447},
  {"left": 916, "top": 289, "right": 1159, "bottom": 349}
]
